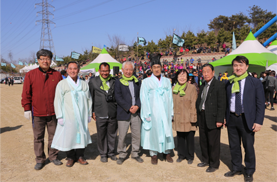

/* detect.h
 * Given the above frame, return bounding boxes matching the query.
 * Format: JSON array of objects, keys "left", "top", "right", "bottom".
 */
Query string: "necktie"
[
  {"left": 199, "top": 83, "right": 209, "bottom": 111},
  {"left": 235, "top": 81, "right": 242, "bottom": 115}
]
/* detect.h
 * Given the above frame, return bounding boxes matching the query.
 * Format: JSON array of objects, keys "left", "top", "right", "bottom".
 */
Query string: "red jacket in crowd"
[{"left": 21, "top": 67, "right": 62, "bottom": 117}]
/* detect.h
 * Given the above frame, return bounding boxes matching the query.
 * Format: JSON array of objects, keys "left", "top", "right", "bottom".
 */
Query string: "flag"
[
  {"left": 1, "top": 63, "right": 6, "bottom": 66},
  {"left": 92, "top": 46, "right": 102, "bottom": 54},
  {"left": 232, "top": 32, "right": 236, "bottom": 50},
  {"left": 138, "top": 37, "right": 147, "bottom": 45},
  {"left": 55, "top": 55, "right": 64, "bottom": 61},
  {"left": 103, "top": 45, "right": 107, "bottom": 48},
  {"left": 11, "top": 63, "right": 16, "bottom": 68},
  {"left": 172, "top": 33, "right": 185, "bottom": 47},
  {"left": 18, "top": 61, "right": 23, "bottom": 65},
  {"left": 25, "top": 62, "right": 28, "bottom": 66},
  {"left": 35, "top": 59, "right": 38, "bottom": 62},
  {"left": 71, "top": 52, "right": 81, "bottom": 59}
]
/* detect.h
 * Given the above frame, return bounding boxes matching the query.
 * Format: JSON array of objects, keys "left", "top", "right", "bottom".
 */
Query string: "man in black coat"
[
  {"left": 196, "top": 64, "right": 226, "bottom": 173},
  {"left": 89, "top": 62, "right": 117, "bottom": 163},
  {"left": 224, "top": 56, "right": 265, "bottom": 182},
  {"left": 114, "top": 61, "right": 143, "bottom": 165}
]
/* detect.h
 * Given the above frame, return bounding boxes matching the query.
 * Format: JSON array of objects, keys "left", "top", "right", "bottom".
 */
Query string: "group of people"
[
  {"left": 4, "top": 76, "right": 14, "bottom": 86},
  {"left": 22, "top": 49, "right": 268, "bottom": 182}
]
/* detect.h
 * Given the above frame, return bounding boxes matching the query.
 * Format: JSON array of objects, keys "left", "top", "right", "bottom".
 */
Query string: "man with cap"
[{"left": 140, "top": 53, "right": 175, "bottom": 165}]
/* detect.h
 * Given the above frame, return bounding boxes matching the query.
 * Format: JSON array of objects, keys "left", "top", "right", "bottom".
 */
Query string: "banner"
[
  {"left": 138, "top": 37, "right": 147, "bottom": 45},
  {"left": 118, "top": 45, "right": 129, "bottom": 51},
  {"left": 92, "top": 46, "right": 102, "bottom": 54},
  {"left": 11, "top": 63, "right": 16, "bottom": 68},
  {"left": 1, "top": 63, "right": 6, "bottom": 66},
  {"left": 71, "top": 52, "right": 81, "bottom": 59},
  {"left": 172, "top": 33, "right": 185, "bottom": 47},
  {"left": 55, "top": 55, "right": 64, "bottom": 62},
  {"left": 35, "top": 59, "right": 38, "bottom": 62},
  {"left": 25, "top": 62, "right": 28, "bottom": 66},
  {"left": 18, "top": 61, "right": 23, "bottom": 65}
]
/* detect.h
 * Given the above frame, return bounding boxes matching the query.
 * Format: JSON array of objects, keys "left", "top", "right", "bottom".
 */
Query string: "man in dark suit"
[
  {"left": 89, "top": 62, "right": 117, "bottom": 163},
  {"left": 196, "top": 63, "right": 226, "bottom": 173},
  {"left": 224, "top": 56, "right": 265, "bottom": 182},
  {"left": 114, "top": 61, "right": 143, "bottom": 165}
]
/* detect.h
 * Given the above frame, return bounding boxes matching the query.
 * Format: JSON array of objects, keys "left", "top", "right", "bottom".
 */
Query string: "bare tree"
[
  {"left": 8, "top": 51, "right": 14, "bottom": 63},
  {"left": 29, "top": 51, "right": 37, "bottom": 63},
  {"left": 108, "top": 34, "right": 126, "bottom": 59}
]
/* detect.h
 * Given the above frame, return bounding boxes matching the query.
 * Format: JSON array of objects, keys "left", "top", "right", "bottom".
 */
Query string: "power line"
[
  {"left": 13, "top": 38, "right": 40, "bottom": 57},
  {"left": 2, "top": 27, "right": 40, "bottom": 55},
  {"left": 56, "top": 0, "right": 155, "bottom": 27},
  {"left": 55, "top": 0, "right": 113, "bottom": 21},
  {"left": 55, "top": 0, "right": 87, "bottom": 11},
  {"left": 2, "top": 1, "right": 35, "bottom": 37},
  {"left": 2, "top": 0, "right": 26, "bottom": 25}
]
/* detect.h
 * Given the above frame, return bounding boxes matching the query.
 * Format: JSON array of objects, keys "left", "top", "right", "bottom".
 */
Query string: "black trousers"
[
  {"left": 177, "top": 131, "right": 195, "bottom": 160},
  {"left": 266, "top": 87, "right": 275, "bottom": 107},
  {"left": 227, "top": 113, "right": 255, "bottom": 175},
  {"left": 66, "top": 149, "right": 85, "bottom": 160},
  {"left": 96, "top": 117, "right": 118, "bottom": 157},
  {"left": 199, "top": 111, "right": 221, "bottom": 168}
]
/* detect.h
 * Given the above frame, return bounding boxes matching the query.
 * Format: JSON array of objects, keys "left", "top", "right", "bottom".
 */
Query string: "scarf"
[
  {"left": 120, "top": 75, "right": 138, "bottom": 86},
  {"left": 99, "top": 74, "right": 112, "bottom": 91},
  {"left": 173, "top": 82, "right": 187, "bottom": 97},
  {"left": 228, "top": 72, "right": 248, "bottom": 93}
]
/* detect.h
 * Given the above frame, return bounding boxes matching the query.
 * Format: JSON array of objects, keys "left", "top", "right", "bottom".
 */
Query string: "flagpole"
[{"left": 137, "top": 32, "right": 138, "bottom": 61}]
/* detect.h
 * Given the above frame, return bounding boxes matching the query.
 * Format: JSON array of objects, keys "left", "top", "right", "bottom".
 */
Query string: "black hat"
[{"left": 150, "top": 53, "right": 162, "bottom": 67}]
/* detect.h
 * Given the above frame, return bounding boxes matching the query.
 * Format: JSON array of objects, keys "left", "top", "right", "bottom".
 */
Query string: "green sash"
[
  {"left": 228, "top": 72, "right": 248, "bottom": 93},
  {"left": 99, "top": 74, "right": 112, "bottom": 91},
  {"left": 120, "top": 75, "right": 138, "bottom": 86},
  {"left": 173, "top": 82, "right": 186, "bottom": 97}
]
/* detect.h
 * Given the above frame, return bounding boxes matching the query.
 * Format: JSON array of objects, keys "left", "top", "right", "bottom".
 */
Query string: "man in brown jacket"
[{"left": 21, "top": 49, "right": 63, "bottom": 170}]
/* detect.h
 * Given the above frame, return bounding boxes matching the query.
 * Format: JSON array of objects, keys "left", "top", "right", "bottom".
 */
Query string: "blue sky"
[{"left": 1, "top": 0, "right": 276, "bottom": 62}]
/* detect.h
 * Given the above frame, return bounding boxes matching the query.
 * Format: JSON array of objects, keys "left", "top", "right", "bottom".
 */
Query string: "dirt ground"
[{"left": 1, "top": 84, "right": 276, "bottom": 182}]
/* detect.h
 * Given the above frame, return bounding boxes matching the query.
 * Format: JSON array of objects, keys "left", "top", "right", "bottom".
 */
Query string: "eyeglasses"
[{"left": 39, "top": 58, "right": 51, "bottom": 61}]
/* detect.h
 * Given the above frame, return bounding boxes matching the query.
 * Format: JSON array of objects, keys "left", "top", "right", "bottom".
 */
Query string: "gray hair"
[{"left": 122, "top": 61, "right": 134, "bottom": 70}]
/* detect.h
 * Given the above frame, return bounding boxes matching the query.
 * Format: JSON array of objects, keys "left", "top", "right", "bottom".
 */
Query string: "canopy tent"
[
  {"left": 267, "top": 40, "right": 277, "bottom": 54},
  {"left": 266, "top": 40, "right": 277, "bottom": 72},
  {"left": 210, "top": 32, "right": 277, "bottom": 76},
  {"left": 19, "top": 60, "right": 57, "bottom": 73},
  {"left": 80, "top": 48, "right": 122, "bottom": 73}
]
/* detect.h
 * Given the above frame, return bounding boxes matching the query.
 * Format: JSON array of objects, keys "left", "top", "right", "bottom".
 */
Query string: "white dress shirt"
[
  {"left": 202, "top": 78, "right": 213, "bottom": 110},
  {"left": 230, "top": 78, "right": 245, "bottom": 113}
]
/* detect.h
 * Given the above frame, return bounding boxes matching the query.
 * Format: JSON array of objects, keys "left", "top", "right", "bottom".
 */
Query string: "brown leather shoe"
[
  {"left": 77, "top": 157, "right": 88, "bottom": 165},
  {"left": 165, "top": 154, "right": 173, "bottom": 163},
  {"left": 151, "top": 155, "right": 158, "bottom": 165},
  {"left": 66, "top": 159, "right": 74, "bottom": 167}
]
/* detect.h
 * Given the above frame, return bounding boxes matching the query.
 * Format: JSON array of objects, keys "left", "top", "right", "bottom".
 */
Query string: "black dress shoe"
[
  {"left": 51, "top": 159, "right": 63, "bottom": 166},
  {"left": 100, "top": 157, "right": 108, "bottom": 163},
  {"left": 132, "top": 156, "right": 144, "bottom": 163},
  {"left": 34, "top": 163, "right": 45, "bottom": 170},
  {"left": 176, "top": 157, "right": 184, "bottom": 163},
  {"left": 187, "top": 159, "right": 193, "bottom": 164},
  {"left": 224, "top": 170, "right": 242, "bottom": 177},
  {"left": 244, "top": 174, "right": 253, "bottom": 182},
  {"left": 197, "top": 162, "right": 209, "bottom": 167},
  {"left": 117, "top": 158, "right": 124, "bottom": 165},
  {"left": 206, "top": 167, "right": 217, "bottom": 173},
  {"left": 109, "top": 155, "right": 118, "bottom": 161}
]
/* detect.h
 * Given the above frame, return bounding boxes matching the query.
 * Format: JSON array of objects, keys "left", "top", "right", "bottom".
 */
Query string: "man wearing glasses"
[
  {"left": 89, "top": 62, "right": 118, "bottom": 163},
  {"left": 21, "top": 49, "right": 63, "bottom": 170}
]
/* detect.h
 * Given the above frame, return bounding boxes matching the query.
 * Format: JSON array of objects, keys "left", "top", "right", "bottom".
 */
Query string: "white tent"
[
  {"left": 266, "top": 40, "right": 277, "bottom": 72},
  {"left": 80, "top": 48, "right": 122, "bottom": 73}
]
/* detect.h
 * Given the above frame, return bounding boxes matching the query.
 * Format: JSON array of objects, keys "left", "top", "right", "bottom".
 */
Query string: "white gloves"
[
  {"left": 88, "top": 116, "right": 92, "bottom": 123},
  {"left": 58, "top": 118, "right": 64, "bottom": 126},
  {"left": 24, "top": 111, "right": 32, "bottom": 120},
  {"left": 146, "top": 117, "right": 151, "bottom": 121}
]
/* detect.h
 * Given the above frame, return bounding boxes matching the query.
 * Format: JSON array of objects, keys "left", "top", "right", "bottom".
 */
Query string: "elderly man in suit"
[
  {"left": 224, "top": 56, "right": 265, "bottom": 182},
  {"left": 114, "top": 61, "right": 143, "bottom": 165},
  {"left": 89, "top": 62, "right": 117, "bottom": 163},
  {"left": 196, "top": 63, "right": 226, "bottom": 173}
]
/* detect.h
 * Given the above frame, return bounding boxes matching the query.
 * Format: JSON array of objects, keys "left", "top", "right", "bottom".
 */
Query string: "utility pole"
[
  {"left": 35, "top": 0, "right": 56, "bottom": 56},
  {"left": 137, "top": 32, "right": 139, "bottom": 61}
]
